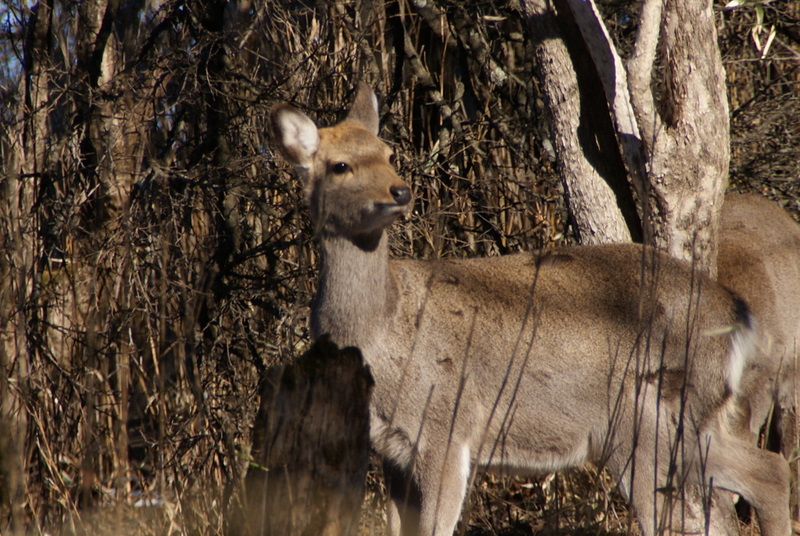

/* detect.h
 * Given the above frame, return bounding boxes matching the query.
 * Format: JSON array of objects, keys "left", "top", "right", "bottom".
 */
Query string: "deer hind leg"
[
  {"left": 701, "top": 430, "right": 791, "bottom": 536},
  {"left": 606, "top": 390, "right": 741, "bottom": 536}
]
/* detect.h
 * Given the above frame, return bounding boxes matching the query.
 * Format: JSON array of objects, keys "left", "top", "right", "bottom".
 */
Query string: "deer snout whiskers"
[{"left": 369, "top": 184, "right": 411, "bottom": 226}]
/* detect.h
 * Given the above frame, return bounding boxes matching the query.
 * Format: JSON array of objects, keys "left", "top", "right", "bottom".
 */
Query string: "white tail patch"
[{"left": 727, "top": 315, "right": 757, "bottom": 395}]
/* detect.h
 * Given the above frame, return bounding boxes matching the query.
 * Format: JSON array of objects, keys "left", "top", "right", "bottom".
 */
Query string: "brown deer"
[
  {"left": 268, "top": 83, "right": 790, "bottom": 536},
  {"left": 718, "top": 193, "right": 800, "bottom": 519}
]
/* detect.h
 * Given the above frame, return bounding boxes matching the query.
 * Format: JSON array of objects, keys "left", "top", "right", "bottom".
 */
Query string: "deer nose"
[{"left": 390, "top": 185, "right": 411, "bottom": 206}]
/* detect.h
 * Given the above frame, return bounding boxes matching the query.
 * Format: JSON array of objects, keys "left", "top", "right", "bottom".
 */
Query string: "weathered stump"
[{"left": 237, "top": 336, "right": 373, "bottom": 536}]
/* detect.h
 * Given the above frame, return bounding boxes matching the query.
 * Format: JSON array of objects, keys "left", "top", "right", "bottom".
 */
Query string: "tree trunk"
[
  {"left": 627, "top": 0, "right": 730, "bottom": 276},
  {"left": 525, "top": 0, "right": 730, "bottom": 276},
  {"left": 236, "top": 337, "right": 373, "bottom": 536},
  {"left": 0, "top": 1, "right": 54, "bottom": 529}
]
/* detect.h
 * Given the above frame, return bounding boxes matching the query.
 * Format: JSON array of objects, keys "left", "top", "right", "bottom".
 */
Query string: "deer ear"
[
  {"left": 345, "top": 82, "right": 379, "bottom": 135},
  {"left": 269, "top": 103, "right": 320, "bottom": 170}
]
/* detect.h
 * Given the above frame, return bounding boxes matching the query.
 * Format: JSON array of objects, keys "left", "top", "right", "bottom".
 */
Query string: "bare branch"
[
  {"left": 558, "top": 0, "right": 650, "bottom": 238},
  {"left": 521, "top": 0, "right": 632, "bottom": 244},
  {"left": 627, "top": 0, "right": 663, "bottom": 148}
]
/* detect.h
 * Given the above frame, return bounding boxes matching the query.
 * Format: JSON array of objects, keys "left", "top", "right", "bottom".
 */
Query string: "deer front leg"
[
  {"left": 384, "top": 459, "right": 421, "bottom": 536},
  {"left": 416, "top": 444, "right": 471, "bottom": 536}
]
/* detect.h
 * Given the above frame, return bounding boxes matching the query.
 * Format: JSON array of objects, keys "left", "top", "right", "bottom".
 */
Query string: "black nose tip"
[{"left": 390, "top": 185, "right": 411, "bottom": 206}]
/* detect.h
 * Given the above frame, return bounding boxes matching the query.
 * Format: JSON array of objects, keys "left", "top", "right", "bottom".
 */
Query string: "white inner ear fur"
[
  {"left": 277, "top": 109, "right": 320, "bottom": 167},
  {"left": 368, "top": 93, "right": 379, "bottom": 134}
]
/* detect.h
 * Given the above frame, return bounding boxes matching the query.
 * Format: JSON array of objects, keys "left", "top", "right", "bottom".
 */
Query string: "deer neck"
[{"left": 312, "top": 231, "right": 396, "bottom": 347}]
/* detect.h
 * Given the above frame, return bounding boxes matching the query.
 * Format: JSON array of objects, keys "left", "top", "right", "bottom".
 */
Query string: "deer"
[
  {"left": 268, "top": 83, "right": 791, "bottom": 536},
  {"left": 718, "top": 193, "right": 800, "bottom": 518}
]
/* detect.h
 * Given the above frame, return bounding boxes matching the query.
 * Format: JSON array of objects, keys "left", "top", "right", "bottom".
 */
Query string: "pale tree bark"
[
  {"left": 524, "top": 0, "right": 729, "bottom": 276},
  {"left": 627, "top": 0, "right": 730, "bottom": 277},
  {"left": 520, "top": 0, "right": 737, "bottom": 534},
  {"left": 520, "top": 0, "right": 637, "bottom": 245},
  {"left": 549, "top": 0, "right": 650, "bottom": 223}
]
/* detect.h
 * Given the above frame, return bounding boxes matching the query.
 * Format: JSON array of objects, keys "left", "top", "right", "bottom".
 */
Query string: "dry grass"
[{"left": 0, "top": 0, "right": 798, "bottom": 534}]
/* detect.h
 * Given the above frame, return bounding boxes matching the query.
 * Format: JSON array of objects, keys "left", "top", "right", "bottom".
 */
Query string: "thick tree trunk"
[
  {"left": 525, "top": 0, "right": 729, "bottom": 276},
  {"left": 627, "top": 0, "right": 730, "bottom": 276}
]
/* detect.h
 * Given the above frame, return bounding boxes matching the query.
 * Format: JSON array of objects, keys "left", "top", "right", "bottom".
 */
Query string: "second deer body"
[
  {"left": 269, "top": 84, "right": 791, "bottom": 536},
  {"left": 718, "top": 193, "right": 800, "bottom": 519}
]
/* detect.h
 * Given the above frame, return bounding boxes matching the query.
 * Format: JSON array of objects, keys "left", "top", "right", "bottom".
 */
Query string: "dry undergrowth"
[{"left": 0, "top": 0, "right": 797, "bottom": 535}]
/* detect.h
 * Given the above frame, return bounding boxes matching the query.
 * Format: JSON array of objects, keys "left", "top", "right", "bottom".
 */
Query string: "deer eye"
[
  {"left": 331, "top": 162, "right": 349, "bottom": 174},
  {"left": 388, "top": 153, "right": 396, "bottom": 166}
]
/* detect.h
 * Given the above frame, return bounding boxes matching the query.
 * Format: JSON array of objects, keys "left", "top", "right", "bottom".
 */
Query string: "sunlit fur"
[{"left": 269, "top": 85, "right": 791, "bottom": 536}]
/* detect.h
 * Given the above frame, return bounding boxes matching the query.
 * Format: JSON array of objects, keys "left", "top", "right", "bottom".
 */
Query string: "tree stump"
[{"left": 237, "top": 336, "right": 373, "bottom": 536}]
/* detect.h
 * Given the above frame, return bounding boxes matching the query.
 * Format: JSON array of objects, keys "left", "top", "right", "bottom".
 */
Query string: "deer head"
[{"left": 270, "top": 83, "right": 411, "bottom": 250}]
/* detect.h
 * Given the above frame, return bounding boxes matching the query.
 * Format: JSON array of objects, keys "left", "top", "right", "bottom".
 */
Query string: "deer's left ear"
[
  {"left": 269, "top": 103, "right": 320, "bottom": 172},
  {"left": 345, "top": 82, "right": 379, "bottom": 135}
]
